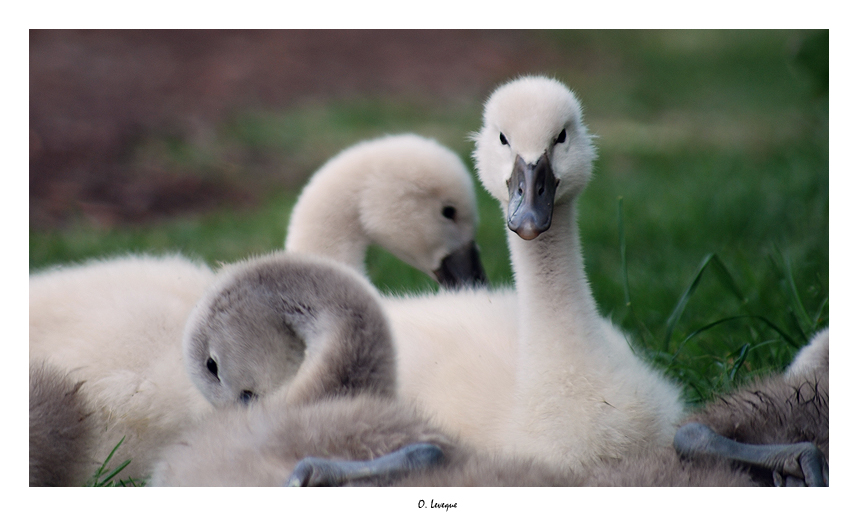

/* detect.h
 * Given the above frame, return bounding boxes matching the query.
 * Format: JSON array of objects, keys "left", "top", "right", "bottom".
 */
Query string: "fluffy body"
[
  {"left": 384, "top": 288, "right": 518, "bottom": 448},
  {"left": 29, "top": 254, "right": 216, "bottom": 480},
  {"left": 29, "top": 361, "right": 95, "bottom": 486},
  {"left": 151, "top": 391, "right": 754, "bottom": 487},
  {"left": 285, "top": 133, "right": 479, "bottom": 278},
  {"left": 152, "top": 395, "right": 451, "bottom": 486}
]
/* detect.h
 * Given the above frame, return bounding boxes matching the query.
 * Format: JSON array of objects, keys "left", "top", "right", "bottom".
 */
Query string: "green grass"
[
  {"left": 31, "top": 30, "right": 828, "bottom": 416},
  {"left": 85, "top": 437, "right": 145, "bottom": 487}
]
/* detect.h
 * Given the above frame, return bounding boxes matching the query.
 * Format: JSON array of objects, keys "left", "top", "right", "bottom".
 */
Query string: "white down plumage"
[{"left": 29, "top": 254, "right": 216, "bottom": 480}]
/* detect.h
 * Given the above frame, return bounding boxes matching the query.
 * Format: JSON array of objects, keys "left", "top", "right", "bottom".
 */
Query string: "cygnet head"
[
  {"left": 473, "top": 76, "right": 596, "bottom": 240},
  {"left": 287, "top": 134, "right": 487, "bottom": 288},
  {"left": 184, "top": 253, "right": 395, "bottom": 407}
]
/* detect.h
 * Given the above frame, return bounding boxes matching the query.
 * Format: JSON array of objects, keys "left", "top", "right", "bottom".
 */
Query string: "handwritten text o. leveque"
[{"left": 418, "top": 499, "right": 457, "bottom": 511}]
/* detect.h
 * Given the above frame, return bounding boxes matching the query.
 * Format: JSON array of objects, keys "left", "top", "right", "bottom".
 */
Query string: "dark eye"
[
  {"left": 442, "top": 206, "right": 457, "bottom": 220},
  {"left": 206, "top": 357, "right": 219, "bottom": 379},
  {"left": 499, "top": 133, "right": 508, "bottom": 146},
  {"left": 239, "top": 390, "right": 257, "bottom": 404},
  {"left": 556, "top": 128, "right": 566, "bottom": 144}
]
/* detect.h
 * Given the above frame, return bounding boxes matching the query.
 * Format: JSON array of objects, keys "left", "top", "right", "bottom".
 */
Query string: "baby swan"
[
  {"left": 286, "top": 133, "right": 486, "bottom": 288},
  {"left": 183, "top": 252, "right": 395, "bottom": 407},
  {"left": 471, "top": 76, "right": 684, "bottom": 467},
  {"left": 152, "top": 253, "right": 453, "bottom": 486}
]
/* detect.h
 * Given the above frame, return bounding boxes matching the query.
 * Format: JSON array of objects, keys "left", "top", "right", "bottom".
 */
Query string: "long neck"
[
  {"left": 507, "top": 198, "right": 601, "bottom": 356},
  {"left": 285, "top": 173, "right": 370, "bottom": 275},
  {"left": 282, "top": 304, "right": 396, "bottom": 405}
]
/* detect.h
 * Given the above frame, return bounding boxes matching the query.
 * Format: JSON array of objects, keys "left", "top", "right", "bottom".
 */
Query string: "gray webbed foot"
[
  {"left": 284, "top": 442, "right": 444, "bottom": 487},
  {"left": 770, "top": 445, "right": 829, "bottom": 487},
  {"left": 674, "top": 422, "right": 828, "bottom": 487}
]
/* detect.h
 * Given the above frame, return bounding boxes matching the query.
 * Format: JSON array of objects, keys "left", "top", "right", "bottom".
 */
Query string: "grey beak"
[
  {"left": 507, "top": 153, "right": 558, "bottom": 240},
  {"left": 433, "top": 240, "right": 488, "bottom": 289}
]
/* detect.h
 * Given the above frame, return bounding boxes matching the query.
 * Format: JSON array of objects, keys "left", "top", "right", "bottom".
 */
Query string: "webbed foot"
[
  {"left": 674, "top": 422, "right": 828, "bottom": 487},
  {"left": 284, "top": 442, "right": 444, "bottom": 487}
]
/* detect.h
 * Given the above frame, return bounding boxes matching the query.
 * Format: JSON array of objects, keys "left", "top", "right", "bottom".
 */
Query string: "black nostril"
[{"left": 239, "top": 390, "right": 257, "bottom": 404}]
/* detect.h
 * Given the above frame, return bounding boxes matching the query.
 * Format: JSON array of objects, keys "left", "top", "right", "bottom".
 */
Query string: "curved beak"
[
  {"left": 507, "top": 153, "right": 558, "bottom": 240},
  {"left": 432, "top": 240, "right": 488, "bottom": 289}
]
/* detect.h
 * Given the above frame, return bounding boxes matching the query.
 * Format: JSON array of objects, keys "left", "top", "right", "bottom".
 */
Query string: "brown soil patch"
[{"left": 30, "top": 30, "right": 575, "bottom": 228}]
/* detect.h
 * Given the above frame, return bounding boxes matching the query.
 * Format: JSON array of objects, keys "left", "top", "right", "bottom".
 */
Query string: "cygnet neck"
[
  {"left": 285, "top": 172, "right": 371, "bottom": 275},
  {"left": 507, "top": 198, "right": 601, "bottom": 356},
  {"left": 283, "top": 314, "right": 397, "bottom": 406}
]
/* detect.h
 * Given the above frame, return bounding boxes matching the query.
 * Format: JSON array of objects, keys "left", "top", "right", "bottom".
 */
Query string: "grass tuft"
[{"left": 85, "top": 437, "right": 146, "bottom": 487}]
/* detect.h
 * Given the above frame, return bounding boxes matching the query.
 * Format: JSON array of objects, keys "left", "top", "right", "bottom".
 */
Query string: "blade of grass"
[
  {"left": 751, "top": 314, "right": 802, "bottom": 349},
  {"left": 708, "top": 254, "right": 747, "bottom": 305},
  {"left": 728, "top": 343, "right": 751, "bottom": 381},
  {"left": 663, "top": 253, "right": 747, "bottom": 350},
  {"left": 780, "top": 250, "right": 814, "bottom": 333},
  {"left": 95, "top": 459, "right": 132, "bottom": 487},
  {"left": 672, "top": 367, "right": 709, "bottom": 405},
  {"left": 668, "top": 313, "right": 800, "bottom": 366},
  {"left": 663, "top": 253, "right": 716, "bottom": 349},
  {"left": 616, "top": 196, "right": 657, "bottom": 349},
  {"left": 669, "top": 315, "right": 748, "bottom": 364},
  {"left": 87, "top": 435, "right": 125, "bottom": 486},
  {"left": 86, "top": 435, "right": 143, "bottom": 487},
  {"left": 618, "top": 196, "right": 631, "bottom": 307},
  {"left": 783, "top": 310, "right": 808, "bottom": 344},
  {"left": 812, "top": 297, "right": 829, "bottom": 327}
]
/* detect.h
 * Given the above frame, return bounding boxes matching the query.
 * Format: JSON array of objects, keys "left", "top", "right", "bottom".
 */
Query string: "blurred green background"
[{"left": 30, "top": 30, "right": 828, "bottom": 405}]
